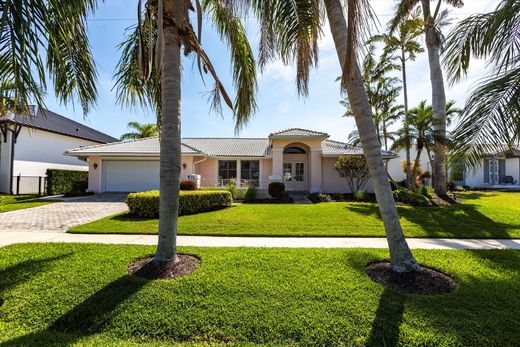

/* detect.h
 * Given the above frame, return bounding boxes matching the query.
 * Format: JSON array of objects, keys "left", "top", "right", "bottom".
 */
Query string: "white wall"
[{"left": 387, "top": 148, "right": 431, "bottom": 182}]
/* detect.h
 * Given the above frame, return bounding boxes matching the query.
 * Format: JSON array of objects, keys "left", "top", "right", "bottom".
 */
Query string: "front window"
[
  {"left": 218, "top": 160, "right": 237, "bottom": 182},
  {"left": 241, "top": 160, "right": 259, "bottom": 187}
]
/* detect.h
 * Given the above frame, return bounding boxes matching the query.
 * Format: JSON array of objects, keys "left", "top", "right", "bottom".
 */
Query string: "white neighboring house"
[
  {"left": 388, "top": 147, "right": 520, "bottom": 189},
  {"left": 0, "top": 107, "right": 117, "bottom": 194}
]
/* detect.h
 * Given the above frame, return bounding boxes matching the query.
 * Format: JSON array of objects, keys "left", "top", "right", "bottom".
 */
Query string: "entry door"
[{"left": 283, "top": 162, "right": 306, "bottom": 191}]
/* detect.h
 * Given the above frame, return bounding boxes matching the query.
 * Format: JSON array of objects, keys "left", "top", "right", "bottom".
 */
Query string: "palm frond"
[{"left": 203, "top": 0, "right": 257, "bottom": 132}]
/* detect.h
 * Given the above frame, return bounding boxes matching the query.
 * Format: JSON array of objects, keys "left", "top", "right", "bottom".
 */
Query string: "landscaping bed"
[
  {"left": 69, "top": 192, "right": 520, "bottom": 239},
  {"left": 0, "top": 243, "right": 519, "bottom": 346}
]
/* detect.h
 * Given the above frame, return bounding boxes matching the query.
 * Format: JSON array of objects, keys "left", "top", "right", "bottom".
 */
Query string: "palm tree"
[
  {"left": 120, "top": 121, "right": 158, "bottom": 140},
  {"left": 0, "top": 1, "right": 98, "bottom": 115},
  {"left": 114, "top": 0, "right": 257, "bottom": 264},
  {"left": 375, "top": 8, "right": 424, "bottom": 187},
  {"left": 245, "top": 0, "right": 419, "bottom": 272},
  {"left": 444, "top": 0, "right": 520, "bottom": 166},
  {"left": 393, "top": 100, "right": 461, "bottom": 187},
  {"left": 343, "top": 42, "right": 403, "bottom": 151},
  {"left": 1, "top": 0, "right": 256, "bottom": 266},
  {"left": 391, "top": 0, "right": 463, "bottom": 196}
]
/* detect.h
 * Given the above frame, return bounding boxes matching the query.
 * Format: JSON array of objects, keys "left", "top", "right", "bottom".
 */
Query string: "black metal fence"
[{"left": 12, "top": 175, "right": 47, "bottom": 195}]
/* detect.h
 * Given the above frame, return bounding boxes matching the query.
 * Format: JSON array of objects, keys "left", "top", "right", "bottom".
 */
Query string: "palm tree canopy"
[
  {"left": 443, "top": 0, "right": 520, "bottom": 166},
  {"left": 0, "top": 0, "right": 98, "bottom": 115},
  {"left": 114, "top": 0, "right": 257, "bottom": 132},
  {"left": 120, "top": 121, "right": 158, "bottom": 140}
]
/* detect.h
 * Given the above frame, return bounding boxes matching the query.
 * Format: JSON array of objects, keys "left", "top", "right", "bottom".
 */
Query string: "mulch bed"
[
  {"left": 366, "top": 261, "right": 457, "bottom": 295},
  {"left": 128, "top": 254, "right": 200, "bottom": 280}
]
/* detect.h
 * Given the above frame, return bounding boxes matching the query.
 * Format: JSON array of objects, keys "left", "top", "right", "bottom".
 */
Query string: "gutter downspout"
[{"left": 192, "top": 156, "right": 208, "bottom": 174}]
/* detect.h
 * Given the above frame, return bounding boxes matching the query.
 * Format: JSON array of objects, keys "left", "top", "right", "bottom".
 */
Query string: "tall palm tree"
[
  {"left": 114, "top": 0, "right": 257, "bottom": 264},
  {"left": 391, "top": 0, "right": 463, "bottom": 196},
  {"left": 444, "top": 0, "right": 520, "bottom": 166},
  {"left": 375, "top": 8, "right": 424, "bottom": 187},
  {"left": 244, "top": 0, "right": 419, "bottom": 272},
  {"left": 120, "top": 121, "right": 158, "bottom": 140}
]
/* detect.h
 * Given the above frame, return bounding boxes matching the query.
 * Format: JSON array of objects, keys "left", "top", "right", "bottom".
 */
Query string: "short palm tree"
[
  {"left": 444, "top": 0, "right": 520, "bottom": 166},
  {"left": 245, "top": 0, "right": 420, "bottom": 272},
  {"left": 114, "top": 0, "right": 257, "bottom": 265},
  {"left": 120, "top": 121, "right": 158, "bottom": 140},
  {"left": 393, "top": 100, "right": 460, "bottom": 187},
  {"left": 391, "top": 0, "right": 463, "bottom": 195}
]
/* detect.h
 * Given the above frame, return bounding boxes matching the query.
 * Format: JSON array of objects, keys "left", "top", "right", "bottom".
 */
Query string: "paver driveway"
[{"left": 0, "top": 193, "right": 128, "bottom": 232}]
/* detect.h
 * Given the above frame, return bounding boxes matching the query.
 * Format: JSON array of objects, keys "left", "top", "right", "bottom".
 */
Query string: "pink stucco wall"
[
  {"left": 88, "top": 156, "right": 102, "bottom": 193},
  {"left": 321, "top": 157, "right": 374, "bottom": 193}
]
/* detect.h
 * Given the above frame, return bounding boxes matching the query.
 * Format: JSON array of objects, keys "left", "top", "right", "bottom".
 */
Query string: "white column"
[
  {"left": 236, "top": 159, "right": 241, "bottom": 188},
  {"left": 309, "top": 149, "right": 322, "bottom": 193},
  {"left": 272, "top": 148, "right": 284, "bottom": 178}
]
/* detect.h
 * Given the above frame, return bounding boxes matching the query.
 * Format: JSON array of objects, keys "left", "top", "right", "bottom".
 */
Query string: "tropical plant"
[
  {"left": 0, "top": 1, "right": 97, "bottom": 114},
  {"left": 376, "top": 8, "right": 424, "bottom": 186},
  {"left": 444, "top": 0, "right": 520, "bottom": 166},
  {"left": 241, "top": 0, "right": 419, "bottom": 272},
  {"left": 343, "top": 42, "right": 403, "bottom": 151},
  {"left": 391, "top": 0, "right": 463, "bottom": 195},
  {"left": 392, "top": 100, "right": 461, "bottom": 188},
  {"left": 113, "top": 0, "right": 257, "bottom": 265},
  {"left": 120, "top": 121, "right": 158, "bottom": 140}
]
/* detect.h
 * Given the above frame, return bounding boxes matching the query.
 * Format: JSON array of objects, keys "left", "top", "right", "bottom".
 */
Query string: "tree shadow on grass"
[
  {"left": 1, "top": 275, "right": 148, "bottom": 346},
  {"left": 365, "top": 288, "right": 406, "bottom": 347},
  {"left": 346, "top": 200, "right": 519, "bottom": 239},
  {"left": 0, "top": 254, "right": 72, "bottom": 293}
]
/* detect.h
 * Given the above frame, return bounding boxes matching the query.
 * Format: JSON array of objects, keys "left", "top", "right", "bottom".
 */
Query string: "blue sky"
[{"left": 43, "top": 0, "right": 497, "bottom": 142}]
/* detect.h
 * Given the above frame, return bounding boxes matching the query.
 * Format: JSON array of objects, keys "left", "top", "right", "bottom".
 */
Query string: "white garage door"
[{"left": 103, "top": 160, "right": 160, "bottom": 192}]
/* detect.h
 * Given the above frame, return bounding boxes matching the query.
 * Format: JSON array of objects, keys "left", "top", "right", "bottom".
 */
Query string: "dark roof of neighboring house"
[{"left": 0, "top": 107, "right": 117, "bottom": 143}]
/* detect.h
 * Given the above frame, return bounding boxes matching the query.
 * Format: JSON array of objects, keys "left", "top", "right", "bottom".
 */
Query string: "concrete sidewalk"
[{"left": 2, "top": 231, "right": 520, "bottom": 250}]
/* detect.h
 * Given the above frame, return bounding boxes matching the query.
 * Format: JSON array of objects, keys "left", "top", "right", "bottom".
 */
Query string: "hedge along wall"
[
  {"left": 126, "top": 190, "right": 233, "bottom": 218},
  {"left": 46, "top": 169, "right": 88, "bottom": 195}
]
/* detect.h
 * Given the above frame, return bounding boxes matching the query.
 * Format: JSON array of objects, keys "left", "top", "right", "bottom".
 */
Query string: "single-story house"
[
  {"left": 66, "top": 128, "right": 398, "bottom": 194},
  {"left": 388, "top": 147, "right": 520, "bottom": 189},
  {"left": 0, "top": 107, "right": 117, "bottom": 194}
]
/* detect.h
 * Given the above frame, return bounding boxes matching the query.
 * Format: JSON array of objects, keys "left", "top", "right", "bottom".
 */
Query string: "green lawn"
[
  {"left": 0, "top": 195, "right": 51, "bottom": 213},
  {"left": 69, "top": 192, "right": 520, "bottom": 238},
  {"left": 0, "top": 243, "right": 519, "bottom": 346}
]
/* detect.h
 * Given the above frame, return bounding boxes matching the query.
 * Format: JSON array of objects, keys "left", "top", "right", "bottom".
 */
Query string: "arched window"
[{"left": 283, "top": 146, "right": 306, "bottom": 154}]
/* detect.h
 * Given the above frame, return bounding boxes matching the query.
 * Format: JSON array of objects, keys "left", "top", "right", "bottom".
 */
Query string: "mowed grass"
[
  {"left": 0, "top": 195, "right": 51, "bottom": 213},
  {"left": 0, "top": 243, "right": 519, "bottom": 346},
  {"left": 69, "top": 192, "right": 520, "bottom": 238}
]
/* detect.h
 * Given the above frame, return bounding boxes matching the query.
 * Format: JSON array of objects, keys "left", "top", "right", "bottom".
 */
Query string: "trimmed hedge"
[
  {"left": 126, "top": 190, "right": 233, "bottom": 218},
  {"left": 46, "top": 169, "right": 88, "bottom": 195}
]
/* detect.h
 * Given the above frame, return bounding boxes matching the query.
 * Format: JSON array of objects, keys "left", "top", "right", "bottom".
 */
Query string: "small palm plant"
[{"left": 120, "top": 121, "right": 158, "bottom": 140}]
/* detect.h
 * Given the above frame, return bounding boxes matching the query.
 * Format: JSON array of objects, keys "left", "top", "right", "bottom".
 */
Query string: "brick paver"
[{"left": 0, "top": 194, "right": 128, "bottom": 232}]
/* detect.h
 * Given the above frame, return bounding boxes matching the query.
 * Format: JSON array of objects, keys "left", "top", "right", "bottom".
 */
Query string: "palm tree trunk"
[
  {"left": 155, "top": 1, "right": 183, "bottom": 263},
  {"left": 401, "top": 51, "right": 412, "bottom": 189},
  {"left": 421, "top": 0, "right": 447, "bottom": 196},
  {"left": 411, "top": 146, "right": 423, "bottom": 188},
  {"left": 426, "top": 148, "right": 435, "bottom": 187},
  {"left": 324, "top": 0, "right": 419, "bottom": 272}
]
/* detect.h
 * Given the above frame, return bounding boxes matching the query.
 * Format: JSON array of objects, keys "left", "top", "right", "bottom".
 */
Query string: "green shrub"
[
  {"left": 46, "top": 169, "right": 88, "bottom": 195},
  {"left": 268, "top": 182, "right": 285, "bottom": 198},
  {"left": 447, "top": 181, "right": 456, "bottom": 191},
  {"left": 180, "top": 180, "right": 196, "bottom": 190},
  {"left": 308, "top": 193, "right": 332, "bottom": 203},
  {"left": 126, "top": 190, "right": 233, "bottom": 218},
  {"left": 419, "top": 185, "right": 434, "bottom": 199},
  {"left": 244, "top": 187, "right": 257, "bottom": 202},
  {"left": 226, "top": 183, "right": 237, "bottom": 199},
  {"left": 354, "top": 190, "right": 368, "bottom": 201},
  {"left": 393, "top": 188, "right": 430, "bottom": 206}
]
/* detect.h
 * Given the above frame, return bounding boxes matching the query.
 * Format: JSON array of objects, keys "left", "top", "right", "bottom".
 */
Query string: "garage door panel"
[{"left": 104, "top": 160, "right": 160, "bottom": 192}]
